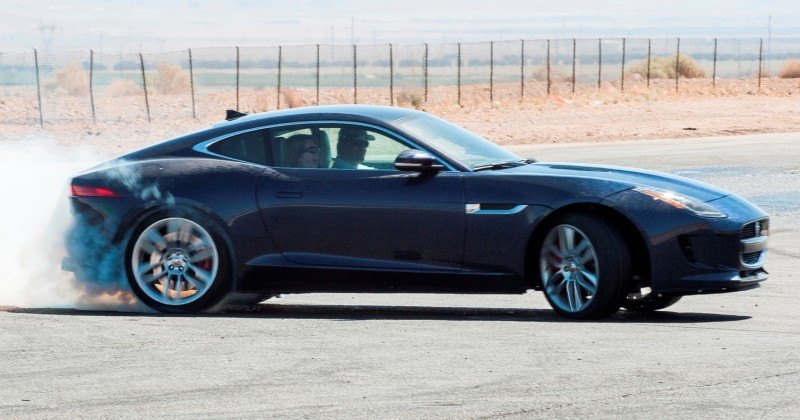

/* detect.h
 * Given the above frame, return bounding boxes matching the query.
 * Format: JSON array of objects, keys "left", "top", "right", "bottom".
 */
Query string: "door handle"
[{"left": 276, "top": 191, "right": 304, "bottom": 198}]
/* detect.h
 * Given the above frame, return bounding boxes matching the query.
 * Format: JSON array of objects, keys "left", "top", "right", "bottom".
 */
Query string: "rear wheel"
[
  {"left": 624, "top": 295, "right": 682, "bottom": 312},
  {"left": 126, "top": 212, "right": 232, "bottom": 313},
  {"left": 538, "top": 213, "right": 631, "bottom": 319}
]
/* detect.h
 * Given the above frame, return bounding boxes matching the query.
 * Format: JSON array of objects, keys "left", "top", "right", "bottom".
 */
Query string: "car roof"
[
  {"left": 118, "top": 105, "right": 428, "bottom": 162},
  {"left": 215, "top": 105, "right": 424, "bottom": 129}
]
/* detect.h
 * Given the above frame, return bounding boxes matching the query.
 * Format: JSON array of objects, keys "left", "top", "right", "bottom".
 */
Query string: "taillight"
[{"left": 70, "top": 185, "right": 122, "bottom": 198}]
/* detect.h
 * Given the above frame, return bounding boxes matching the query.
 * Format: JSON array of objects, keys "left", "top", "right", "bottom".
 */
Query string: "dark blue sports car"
[{"left": 65, "top": 105, "right": 768, "bottom": 319}]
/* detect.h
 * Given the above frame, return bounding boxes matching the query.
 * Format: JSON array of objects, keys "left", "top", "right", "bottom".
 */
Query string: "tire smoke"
[{"left": 0, "top": 135, "right": 146, "bottom": 311}]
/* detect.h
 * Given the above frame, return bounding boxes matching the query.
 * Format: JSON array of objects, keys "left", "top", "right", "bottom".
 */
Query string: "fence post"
[
  {"left": 353, "top": 44, "right": 358, "bottom": 104},
  {"left": 675, "top": 38, "right": 680, "bottom": 92},
  {"left": 457, "top": 43, "right": 462, "bottom": 107},
  {"left": 758, "top": 38, "right": 764, "bottom": 92},
  {"left": 424, "top": 43, "right": 429, "bottom": 103},
  {"left": 520, "top": 39, "right": 525, "bottom": 100},
  {"left": 235, "top": 46, "right": 240, "bottom": 110},
  {"left": 546, "top": 39, "right": 552, "bottom": 95},
  {"left": 712, "top": 38, "right": 718, "bottom": 89},
  {"left": 89, "top": 49, "right": 96, "bottom": 124},
  {"left": 277, "top": 45, "right": 282, "bottom": 109},
  {"left": 389, "top": 43, "right": 394, "bottom": 106},
  {"left": 316, "top": 44, "right": 320, "bottom": 105},
  {"left": 620, "top": 38, "right": 626, "bottom": 91},
  {"left": 139, "top": 53, "right": 151, "bottom": 123},
  {"left": 34, "top": 48, "right": 43, "bottom": 127},
  {"left": 597, "top": 38, "right": 602, "bottom": 90},
  {"left": 489, "top": 41, "right": 494, "bottom": 103},
  {"left": 188, "top": 48, "right": 196, "bottom": 119},
  {"left": 647, "top": 38, "right": 652, "bottom": 88},
  {"left": 572, "top": 38, "right": 576, "bottom": 94}
]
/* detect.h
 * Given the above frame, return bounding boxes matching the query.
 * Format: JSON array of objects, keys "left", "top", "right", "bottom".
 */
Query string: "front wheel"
[
  {"left": 126, "top": 213, "right": 232, "bottom": 313},
  {"left": 538, "top": 213, "right": 631, "bottom": 320}
]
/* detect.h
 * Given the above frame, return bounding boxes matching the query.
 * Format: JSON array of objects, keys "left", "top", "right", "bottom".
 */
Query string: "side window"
[
  {"left": 265, "top": 123, "right": 443, "bottom": 171},
  {"left": 326, "top": 126, "right": 409, "bottom": 170},
  {"left": 208, "top": 129, "right": 269, "bottom": 165},
  {"left": 270, "top": 127, "right": 332, "bottom": 168}
]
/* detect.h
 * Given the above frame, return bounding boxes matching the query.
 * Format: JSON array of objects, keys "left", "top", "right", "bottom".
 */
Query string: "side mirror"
[{"left": 394, "top": 149, "right": 445, "bottom": 172}]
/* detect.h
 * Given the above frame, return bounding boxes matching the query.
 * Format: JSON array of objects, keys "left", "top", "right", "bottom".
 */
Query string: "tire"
[
  {"left": 538, "top": 213, "right": 631, "bottom": 320},
  {"left": 623, "top": 295, "right": 682, "bottom": 313},
  {"left": 125, "top": 210, "right": 233, "bottom": 313}
]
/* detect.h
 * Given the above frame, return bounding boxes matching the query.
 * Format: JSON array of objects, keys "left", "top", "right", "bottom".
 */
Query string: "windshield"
[{"left": 395, "top": 114, "right": 522, "bottom": 169}]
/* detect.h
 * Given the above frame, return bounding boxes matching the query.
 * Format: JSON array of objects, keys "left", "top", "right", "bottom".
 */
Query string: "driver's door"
[{"left": 256, "top": 123, "right": 465, "bottom": 288}]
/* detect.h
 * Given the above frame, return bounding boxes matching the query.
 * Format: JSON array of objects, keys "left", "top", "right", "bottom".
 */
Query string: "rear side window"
[{"left": 208, "top": 129, "right": 270, "bottom": 165}]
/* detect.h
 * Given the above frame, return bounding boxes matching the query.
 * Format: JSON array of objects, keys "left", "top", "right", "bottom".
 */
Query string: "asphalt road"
[{"left": 2, "top": 133, "right": 799, "bottom": 418}]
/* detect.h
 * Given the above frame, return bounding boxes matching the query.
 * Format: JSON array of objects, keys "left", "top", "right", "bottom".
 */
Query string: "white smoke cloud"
[{"left": 0, "top": 135, "right": 146, "bottom": 311}]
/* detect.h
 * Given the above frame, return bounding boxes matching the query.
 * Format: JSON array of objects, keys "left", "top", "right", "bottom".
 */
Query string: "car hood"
[{"left": 505, "top": 162, "right": 732, "bottom": 202}]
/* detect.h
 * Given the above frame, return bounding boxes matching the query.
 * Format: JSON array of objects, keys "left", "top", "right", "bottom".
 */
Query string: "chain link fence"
[{"left": 2, "top": 37, "right": 799, "bottom": 126}]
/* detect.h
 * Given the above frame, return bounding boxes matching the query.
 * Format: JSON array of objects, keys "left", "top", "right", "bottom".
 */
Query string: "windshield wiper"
[{"left": 472, "top": 160, "right": 529, "bottom": 172}]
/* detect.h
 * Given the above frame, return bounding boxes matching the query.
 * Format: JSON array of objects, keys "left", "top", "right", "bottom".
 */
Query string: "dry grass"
[
  {"left": 628, "top": 55, "right": 706, "bottom": 79},
  {"left": 529, "top": 65, "right": 572, "bottom": 82},
  {"left": 396, "top": 92, "right": 423, "bottom": 109},
  {"left": 253, "top": 93, "right": 270, "bottom": 113},
  {"left": 54, "top": 64, "right": 89, "bottom": 96},
  {"left": 282, "top": 88, "right": 309, "bottom": 108},
  {"left": 778, "top": 60, "right": 800, "bottom": 78},
  {"left": 154, "top": 64, "right": 189, "bottom": 94}
]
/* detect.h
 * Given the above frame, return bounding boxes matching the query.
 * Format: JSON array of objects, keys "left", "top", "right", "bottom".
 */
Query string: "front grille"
[
  {"left": 740, "top": 218, "right": 768, "bottom": 267},
  {"left": 742, "top": 251, "right": 762, "bottom": 265},
  {"left": 741, "top": 219, "right": 769, "bottom": 239},
  {"left": 741, "top": 223, "right": 756, "bottom": 239}
]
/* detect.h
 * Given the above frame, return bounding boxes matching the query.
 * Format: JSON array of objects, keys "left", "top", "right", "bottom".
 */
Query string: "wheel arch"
[{"left": 525, "top": 202, "right": 651, "bottom": 292}]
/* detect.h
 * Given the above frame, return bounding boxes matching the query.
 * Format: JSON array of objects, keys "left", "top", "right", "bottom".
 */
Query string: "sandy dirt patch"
[{"left": 1, "top": 78, "right": 799, "bottom": 156}]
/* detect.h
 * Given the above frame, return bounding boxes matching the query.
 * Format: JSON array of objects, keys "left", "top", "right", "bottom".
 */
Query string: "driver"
[{"left": 332, "top": 127, "right": 374, "bottom": 169}]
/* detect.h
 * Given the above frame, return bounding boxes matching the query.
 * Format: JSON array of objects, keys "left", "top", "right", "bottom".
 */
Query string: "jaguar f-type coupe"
[{"left": 64, "top": 105, "right": 768, "bottom": 319}]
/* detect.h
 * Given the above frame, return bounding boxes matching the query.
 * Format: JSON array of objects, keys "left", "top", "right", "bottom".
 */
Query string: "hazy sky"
[{"left": 2, "top": 0, "right": 799, "bottom": 52}]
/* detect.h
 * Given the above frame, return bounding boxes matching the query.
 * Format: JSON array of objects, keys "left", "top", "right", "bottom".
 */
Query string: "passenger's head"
[
  {"left": 336, "top": 127, "right": 374, "bottom": 165},
  {"left": 285, "top": 134, "right": 320, "bottom": 168}
]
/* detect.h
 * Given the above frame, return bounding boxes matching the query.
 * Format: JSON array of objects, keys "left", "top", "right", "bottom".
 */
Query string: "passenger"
[
  {"left": 332, "top": 127, "right": 374, "bottom": 169},
  {"left": 284, "top": 134, "right": 321, "bottom": 168}
]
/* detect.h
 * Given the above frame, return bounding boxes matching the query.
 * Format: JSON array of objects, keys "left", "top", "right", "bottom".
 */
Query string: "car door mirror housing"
[{"left": 395, "top": 149, "right": 445, "bottom": 172}]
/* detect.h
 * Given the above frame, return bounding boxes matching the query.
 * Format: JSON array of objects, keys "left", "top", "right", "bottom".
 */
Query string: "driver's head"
[{"left": 336, "top": 127, "right": 373, "bottom": 165}]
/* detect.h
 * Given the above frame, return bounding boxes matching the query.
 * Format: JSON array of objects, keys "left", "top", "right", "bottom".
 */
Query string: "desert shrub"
[
  {"left": 254, "top": 93, "right": 270, "bottom": 112},
  {"left": 529, "top": 65, "right": 570, "bottom": 82},
  {"left": 778, "top": 60, "right": 800, "bottom": 78},
  {"left": 628, "top": 55, "right": 706, "bottom": 79},
  {"left": 396, "top": 92, "right": 423, "bottom": 109},
  {"left": 55, "top": 64, "right": 89, "bottom": 96},
  {"left": 282, "top": 89, "right": 308, "bottom": 108},
  {"left": 154, "top": 64, "right": 189, "bottom": 94}
]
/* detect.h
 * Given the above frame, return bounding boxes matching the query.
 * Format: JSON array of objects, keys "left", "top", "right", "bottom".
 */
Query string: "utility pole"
[
  {"left": 350, "top": 17, "right": 355, "bottom": 44},
  {"left": 767, "top": 14, "right": 772, "bottom": 76}
]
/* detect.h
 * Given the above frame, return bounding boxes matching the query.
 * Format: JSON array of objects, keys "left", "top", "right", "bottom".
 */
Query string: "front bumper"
[{"left": 605, "top": 191, "right": 769, "bottom": 296}]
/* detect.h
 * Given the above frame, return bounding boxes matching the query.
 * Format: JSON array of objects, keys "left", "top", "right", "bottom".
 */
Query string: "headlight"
[{"left": 633, "top": 186, "right": 727, "bottom": 218}]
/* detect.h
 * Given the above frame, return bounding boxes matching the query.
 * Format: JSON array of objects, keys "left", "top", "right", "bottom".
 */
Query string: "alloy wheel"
[
  {"left": 539, "top": 224, "right": 600, "bottom": 313},
  {"left": 131, "top": 217, "right": 219, "bottom": 306}
]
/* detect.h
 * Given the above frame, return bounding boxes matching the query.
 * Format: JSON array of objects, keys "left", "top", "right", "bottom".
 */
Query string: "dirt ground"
[{"left": 1, "top": 78, "right": 799, "bottom": 154}]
